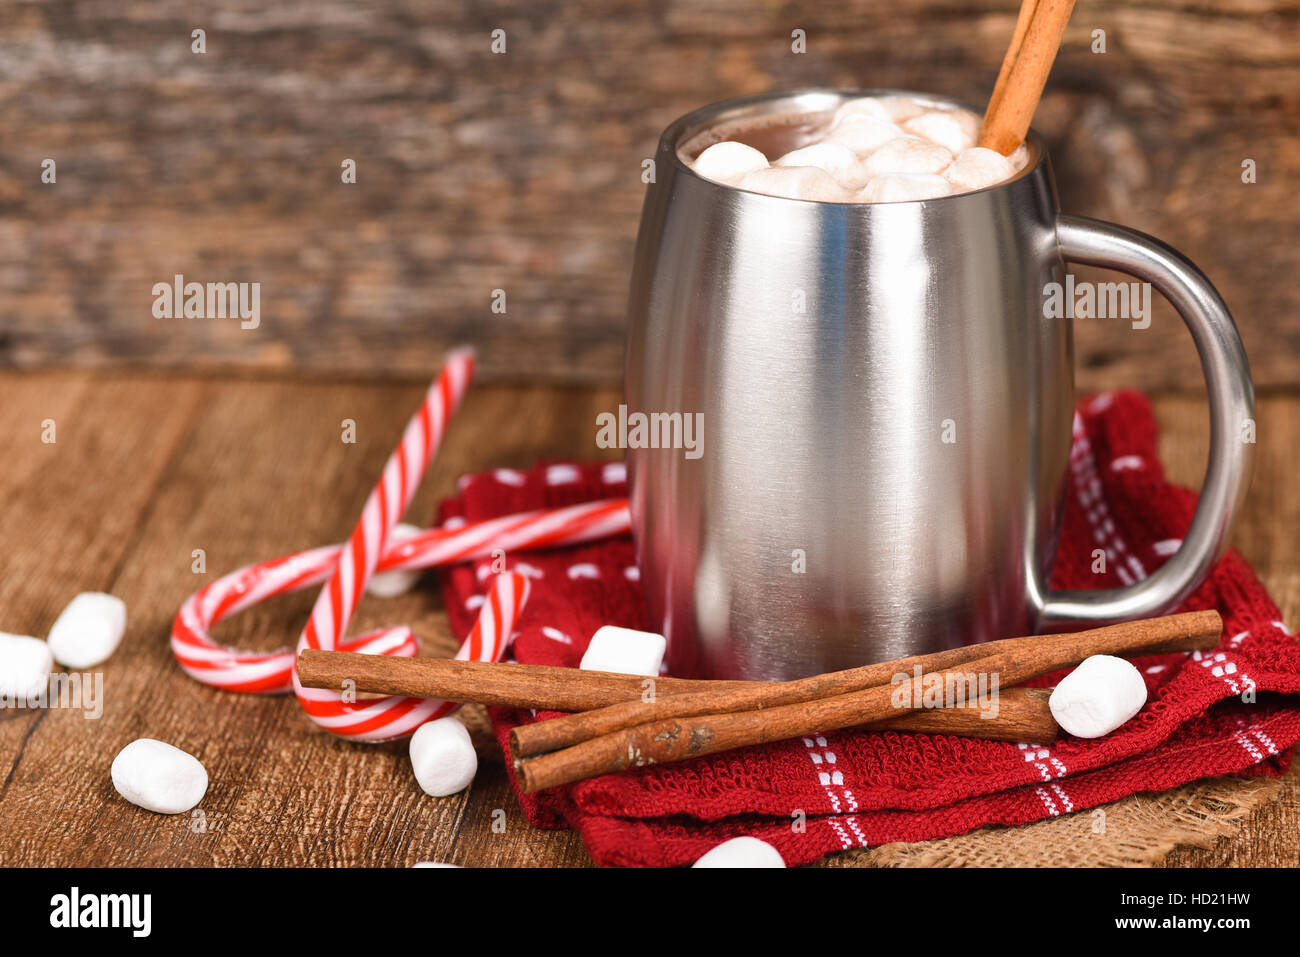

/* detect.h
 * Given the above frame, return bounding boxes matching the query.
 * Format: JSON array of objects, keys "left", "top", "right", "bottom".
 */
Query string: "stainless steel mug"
[{"left": 624, "top": 89, "right": 1254, "bottom": 681}]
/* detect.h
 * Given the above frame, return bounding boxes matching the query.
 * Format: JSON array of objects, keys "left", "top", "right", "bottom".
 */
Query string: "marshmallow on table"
[
  {"left": 692, "top": 141, "right": 769, "bottom": 186},
  {"left": 861, "top": 137, "right": 954, "bottom": 178},
  {"left": 46, "top": 592, "right": 126, "bottom": 669},
  {"left": 409, "top": 717, "right": 478, "bottom": 797},
  {"left": 943, "top": 147, "right": 1018, "bottom": 192},
  {"left": 1048, "top": 654, "right": 1148, "bottom": 738},
  {"left": 692, "top": 836, "right": 786, "bottom": 868},
  {"left": 0, "top": 632, "right": 53, "bottom": 701},
  {"left": 412, "top": 861, "right": 462, "bottom": 868},
  {"left": 774, "top": 141, "right": 867, "bottom": 190},
  {"left": 902, "top": 110, "right": 980, "bottom": 156},
  {"left": 367, "top": 523, "right": 424, "bottom": 598},
  {"left": 738, "top": 166, "right": 849, "bottom": 203},
  {"left": 859, "top": 173, "right": 954, "bottom": 203},
  {"left": 826, "top": 114, "right": 907, "bottom": 156},
  {"left": 111, "top": 739, "right": 208, "bottom": 814},
  {"left": 580, "top": 625, "right": 666, "bottom": 676}
]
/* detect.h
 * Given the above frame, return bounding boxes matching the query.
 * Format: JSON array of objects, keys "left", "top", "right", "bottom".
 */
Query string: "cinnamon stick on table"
[
  {"left": 510, "top": 610, "right": 1222, "bottom": 758},
  {"left": 294, "top": 648, "right": 1059, "bottom": 741},
  {"left": 513, "top": 611, "right": 1222, "bottom": 793},
  {"left": 294, "top": 651, "right": 748, "bottom": 712}
]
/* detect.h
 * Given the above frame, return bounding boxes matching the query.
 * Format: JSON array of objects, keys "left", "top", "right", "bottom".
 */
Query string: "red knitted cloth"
[{"left": 438, "top": 392, "right": 1300, "bottom": 867}]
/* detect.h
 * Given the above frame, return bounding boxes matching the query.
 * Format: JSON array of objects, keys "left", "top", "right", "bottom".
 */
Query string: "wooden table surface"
[{"left": 0, "top": 371, "right": 1296, "bottom": 867}]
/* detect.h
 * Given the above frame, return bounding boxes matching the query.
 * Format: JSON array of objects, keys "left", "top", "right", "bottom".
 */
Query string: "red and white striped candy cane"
[
  {"left": 170, "top": 497, "right": 629, "bottom": 694},
  {"left": 292, "top": 570, "right": 530, "bottom": 741},
  {"left": 169, "top": 345, "right": 633, "bottom": 741},
  {"left": 290, "top": 347, "right": 483, "bottom": 740}
]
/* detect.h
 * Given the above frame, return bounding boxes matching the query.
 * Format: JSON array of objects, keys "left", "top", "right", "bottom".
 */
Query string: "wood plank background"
[
  {"left": 0, "top": 372, "right": 1295, "bottom": 867},
  {"left": 2, "top": 1, "right": 1298, "bottom": 389}
]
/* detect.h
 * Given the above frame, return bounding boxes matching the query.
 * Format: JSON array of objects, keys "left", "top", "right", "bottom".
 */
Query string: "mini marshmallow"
[
  {"left": 580, "top": 625, "right": 666, "bottom": 676},
  {"left": 874, "top": 94, "right": 930, "bottom": 123},
  {"left": 412, "top": 861, "right": 462, "bottom": 868},
  {"left": 831, "top": 97, "right": 893, "bottom": 125},
  {"left": 826, "top": 114, "right": 907, "bottom": 156},
  {"left": 46, "top": 592, "right": 126, "bottom": 669},
  {"left": 944, "top": 147, "right": 1018, "bottom": 192},
  {"left": 1009, "top": 142, "right": 1031, "bottom": 171},
  {"left": 861, "top": 137, "right": 954, "bottom": 177},
  {"left": 698, "top": 96, "right": 1019, "bottom": 205},
  {"left": 692, "top": 141, "right": 769, "bottom": 185},
  {"left": 774, "top": 141, "right": 867, "bottom": 190},
  {"left": 902, "top": 110, "right": 980, "bottom": 156},
  {"left": 738, "top": 166, "right": 849, "bottom": 203},
  {"left": 834, "top": 95, "right": 928, "bottom": 124},
  {"left": 0, "top": 632, "right": 53, "bottom": 701},
  {"left": 367, "top": 523, "right": 424, "bottom": 598},
  {"left": 1049, "top": 654, "right": 1148, "bottom": 738},
  {"left": 692, "top": 836, "right": 786, "bottom": 868},
  {"left": 111, "top": 738, "right": 208, "bottom": 814},
  {"left": 859, "top": 173, "right": 955, "bottom": 203},
  {"left": 409, "top": 717, "right": 478, "bottom": 797}
]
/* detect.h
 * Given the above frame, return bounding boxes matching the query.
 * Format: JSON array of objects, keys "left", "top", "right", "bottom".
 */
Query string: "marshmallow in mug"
[
  {"left": 774, "top": 141, "right": 867, "bottom": 190},
  {"left": 901, "top": 110, "right": 981, "bottom": 156},
  {"left": 738, "top": 166, "right": 849, "bottom": 204},
  {"left": 825, "top": 114, "right": 907, "bottom": 156},
  {"left": 945, "top": 147, "right": 1018, "bottom": 192},
  {"left": 691, "top": 94, "right": 1031, "bottom": 202},
  {"left": 860, "top": 173, "right": 954, "bottom": 203},
  {"left": 691, "top": 140, "right": 769, "bottom": 186}
]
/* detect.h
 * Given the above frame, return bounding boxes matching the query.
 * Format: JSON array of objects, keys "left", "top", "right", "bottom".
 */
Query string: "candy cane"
[
  {"left": 171, "top": 498, "right": 629, "bottom": 693},
  {"left": 292, "top": 571, "right": 530, "bottom": 741},
  {"left": 169, "top": 346, "right": 633, "bottom": 741}
]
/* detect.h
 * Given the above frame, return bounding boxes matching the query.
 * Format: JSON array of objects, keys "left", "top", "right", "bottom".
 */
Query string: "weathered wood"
[
  {"left": 0, "top": 372, "right": 1294, "bottom": 867},
  {"left": 0, "top": 2, "right": 1297, "bottom": 388}
]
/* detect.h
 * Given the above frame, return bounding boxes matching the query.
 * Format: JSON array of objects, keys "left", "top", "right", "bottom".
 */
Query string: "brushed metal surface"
[{"left": 625, "top": 89, "right": 1254, "bottom": 680}]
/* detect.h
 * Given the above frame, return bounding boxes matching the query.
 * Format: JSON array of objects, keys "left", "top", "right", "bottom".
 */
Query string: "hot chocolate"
[{"left": 686, "top": 94, "right": 1030, "bottom": 203}]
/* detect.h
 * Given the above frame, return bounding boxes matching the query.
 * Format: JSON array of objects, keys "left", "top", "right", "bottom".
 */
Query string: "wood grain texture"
[
  {"left": 0, "top": 373, "right": 1295, "bottom": 867},
  {"left": 1, "top": 1, "right": 1297, "bottom": 388}
]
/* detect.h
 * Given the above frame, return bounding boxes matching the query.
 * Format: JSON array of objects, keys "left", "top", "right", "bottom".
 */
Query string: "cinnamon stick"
[
  {"left": 979, "top": 0, "right": 1076, "bottom": 155},
  {"left": 295, "top": 647, "right": 1058, "bottom": 740},
  {"left": 983, "top": 0, "right": 1040, "bottom": 132},
  {"left": 856, "top": 686, "right": 1057, "bottom": 741},
  {"left": 514, "top": 611, "right": 1222, "bottom": 793},
  {"left": 294, "top": 651, "right": 747, "bottom": 712},
  {"left": 510, "top": 610, "right": 1222, "bottom": 758}
]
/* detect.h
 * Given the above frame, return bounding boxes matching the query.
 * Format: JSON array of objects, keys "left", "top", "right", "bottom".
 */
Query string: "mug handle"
[{"left": 1039, "top": 215, "right": 1255, "bottom": 627}]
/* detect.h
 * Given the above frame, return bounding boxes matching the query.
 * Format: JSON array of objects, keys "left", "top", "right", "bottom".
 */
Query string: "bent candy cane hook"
[
  {"left": 169, "top": 347, "right": 632, "bottom": 741},
  {"left": 290, "top": 348, "right": 479, "bottom": 740}
]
